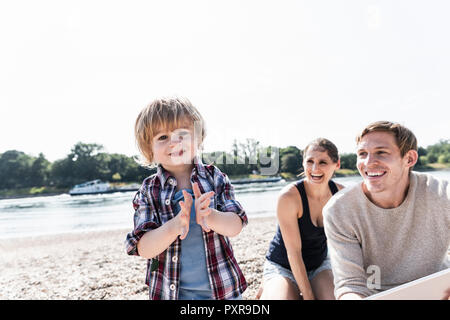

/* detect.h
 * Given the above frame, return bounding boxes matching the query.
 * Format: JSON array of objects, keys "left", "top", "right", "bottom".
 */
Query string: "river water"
[{"left": 1, "top": 171, "right": 449, "bottom": 239}]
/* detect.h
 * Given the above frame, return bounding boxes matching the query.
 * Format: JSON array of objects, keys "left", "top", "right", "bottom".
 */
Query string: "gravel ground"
[{"left": 0, "top": 216, "right": 277, "bottom": 300}]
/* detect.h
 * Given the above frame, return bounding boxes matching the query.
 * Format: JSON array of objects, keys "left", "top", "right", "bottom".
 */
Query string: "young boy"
[{"left": 125, "top": 96, "right": 248, "bottom": 300}]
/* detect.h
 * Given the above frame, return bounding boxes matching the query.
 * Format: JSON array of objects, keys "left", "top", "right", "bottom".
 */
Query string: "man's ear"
[{"left": 405, "top": 149, "right": 418, "bottom": 168}]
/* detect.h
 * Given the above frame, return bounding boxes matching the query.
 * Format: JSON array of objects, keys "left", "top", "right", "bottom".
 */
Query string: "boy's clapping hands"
[
  {"left": 193, "top": 182, "right": 215, "bottom": 232},
  {"left": 177, "top": 190, "right": 192, "bottom": 240},
  {"left": 177, "top": 182, "right": 215, "bottom": 239}
]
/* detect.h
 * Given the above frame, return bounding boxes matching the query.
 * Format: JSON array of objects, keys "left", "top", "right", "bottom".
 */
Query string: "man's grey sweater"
[{"left": 323, "top": 171, "right": 450, "bottom": 299}]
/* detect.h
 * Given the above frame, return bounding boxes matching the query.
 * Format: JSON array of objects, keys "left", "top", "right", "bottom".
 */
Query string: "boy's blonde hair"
[
  {"left": 356, "top": 121, "right": 417, "bottom": 157},
  {"left": 135, "top": 96, "right": 206, "bottom": 167}
]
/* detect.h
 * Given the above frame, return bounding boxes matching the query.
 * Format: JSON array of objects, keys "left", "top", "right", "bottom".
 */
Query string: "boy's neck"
[{"left": 162, "top": 162, "right": 195, "bottom": 189}]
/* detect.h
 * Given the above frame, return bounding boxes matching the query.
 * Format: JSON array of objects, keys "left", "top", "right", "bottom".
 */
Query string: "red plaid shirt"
[{"left": 125, "top": 158, "right": 248, "bottom": 300}]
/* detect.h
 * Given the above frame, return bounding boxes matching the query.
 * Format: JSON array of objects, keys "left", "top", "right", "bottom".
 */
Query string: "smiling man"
[{"left": 323, "top": 121, "right": 450, "bottom": 300}]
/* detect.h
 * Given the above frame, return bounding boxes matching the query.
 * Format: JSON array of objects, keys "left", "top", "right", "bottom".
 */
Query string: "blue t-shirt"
[{"left": 172, "top": 189, "right": 213, "bottom": 299}]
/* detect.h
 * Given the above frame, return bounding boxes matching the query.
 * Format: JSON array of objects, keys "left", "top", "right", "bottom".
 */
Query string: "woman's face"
[{"left": 303, "top": 147, "right": 340, "bottom": 184}]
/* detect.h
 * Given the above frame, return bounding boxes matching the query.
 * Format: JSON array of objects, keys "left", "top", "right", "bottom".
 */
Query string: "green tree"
[
  {"left": 281, "top": 153, "right": 301, "bottom": 174},
  {"left": 426, "top": 153, "right": 438, "bottom": 163},
  {"left": 49, "top": 157, "right": 75, "bottom": 187},
  {"left": 438, "top": 153, "right": 450, "bottom": 164},
  {"left": 238, "top": 138, "right": 260, "bottom": 174},
  {"left": 418, "top": 147, "right": 427, "bottom": 157},
  {"left": 279, "top": 146, "right": 302, "bottom": 159},
  {"left": 419, "top": 155, "right": 428, "bottom": 165},
  {"left": 29, "top": 153, "right": 51, "bottom": 187},
  {"left": 340, "top": 153, "right": 357, "bottom": 170},
  {"left": 279, "top": 146, "right": 302, "bottom": 174},
  {"left": 416, "top": 147, "right": 428, "bottom": 168},
  {"left": 108, "top": 153, "right": 128, "bottom": 181},
  {"left": 0, "top": 150, "right": 33, "bottom": 189},
  {"left": 112, "top": 173, "right": 122, "bottom": 181},
  {"left": 107, "top": 153, "right": 152, "bottom": 182},
  {"left": 68, "top": 142, "right": 109, "bottom": 183},
  {"left": 425, "top": 139, "right": 450, "bottom": 163}
]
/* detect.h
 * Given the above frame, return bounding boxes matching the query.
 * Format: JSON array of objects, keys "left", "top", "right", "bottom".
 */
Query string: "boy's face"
[{"left": 152, "top": 120, "right": 201, "bottom": 169}]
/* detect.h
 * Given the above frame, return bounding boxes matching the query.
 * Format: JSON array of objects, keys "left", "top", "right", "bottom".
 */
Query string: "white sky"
[{"left": 0, "top": 0, "right": 449, "bottom": 162}]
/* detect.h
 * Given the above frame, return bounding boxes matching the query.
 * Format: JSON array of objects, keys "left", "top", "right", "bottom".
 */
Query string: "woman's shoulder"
[
  {"left": 277, "top": 181, "right": 303, "bottom": 214},
  {"left": 279, "top": 180, "right": 301, "bottom": 198}
]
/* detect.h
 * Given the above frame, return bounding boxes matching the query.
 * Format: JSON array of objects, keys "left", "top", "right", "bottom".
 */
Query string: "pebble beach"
[{"left": 0, "top": 216, "right": 277, "bottom": 300}]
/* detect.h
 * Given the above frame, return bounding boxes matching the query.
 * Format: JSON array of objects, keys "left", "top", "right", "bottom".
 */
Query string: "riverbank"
[
  {"left": 0, "top": 216, "right": 277, "bottom": 300},
  {"left": 0, "top": 186, "right": 67, "bottom": 200},
  {"left": 1, "top": 166, "right": 448, "bottom": 200}
]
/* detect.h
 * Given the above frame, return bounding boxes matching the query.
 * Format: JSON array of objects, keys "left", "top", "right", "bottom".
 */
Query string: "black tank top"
[{"left": 265, "top": 179, "right": 339, "bottom": 271}]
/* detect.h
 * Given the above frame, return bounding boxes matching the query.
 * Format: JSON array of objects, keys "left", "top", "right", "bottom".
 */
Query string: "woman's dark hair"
[{"left": 303, "top": 138, "right": 339, "bottom": 163}]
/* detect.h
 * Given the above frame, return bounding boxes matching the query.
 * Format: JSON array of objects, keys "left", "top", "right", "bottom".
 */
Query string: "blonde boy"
[{"left": 125, "top": 97, "right": 247, "bottom": 300}]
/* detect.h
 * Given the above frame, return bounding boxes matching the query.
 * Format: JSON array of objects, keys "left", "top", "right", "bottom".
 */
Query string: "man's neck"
[{"left": 362, "top": 176, "right": 411, "bottom": 209}]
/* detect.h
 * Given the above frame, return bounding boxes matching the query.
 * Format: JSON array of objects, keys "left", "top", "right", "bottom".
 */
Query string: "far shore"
[{"left": 1, "top": 166, "right": 448, "bottom": 200}]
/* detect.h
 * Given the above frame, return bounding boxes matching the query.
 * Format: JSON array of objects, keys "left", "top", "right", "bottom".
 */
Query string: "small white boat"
[{"left": 69, "top": 180, "right": 111, "bottom": 196}]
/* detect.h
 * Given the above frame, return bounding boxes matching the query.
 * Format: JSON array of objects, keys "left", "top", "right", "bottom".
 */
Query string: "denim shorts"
[{"left": 263, "top": 254, "right": 332, "bottom": 287}]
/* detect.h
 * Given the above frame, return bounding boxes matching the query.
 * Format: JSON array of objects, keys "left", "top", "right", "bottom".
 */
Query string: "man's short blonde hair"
[
  {"left": 135, "top": 96, "right": 206, "bottom": 167},
  {"left": 356, "top": 121, "right": 417, "bottom": 157}
]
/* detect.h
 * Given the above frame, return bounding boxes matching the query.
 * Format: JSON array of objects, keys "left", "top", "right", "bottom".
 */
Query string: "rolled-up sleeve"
[
  {"left": 125, "top": 188, "right": 161, "bottom": 256},
  {"left": 215, "top": 170, "right": 248, "bottom": 227}
]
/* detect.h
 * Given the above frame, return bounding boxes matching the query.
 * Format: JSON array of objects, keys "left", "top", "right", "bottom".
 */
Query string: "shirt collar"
[
  {"left": 156, "top": 156, "right": 207, "bottom": 188},
  {"left": 156, "top": 164, "right": 172, "bottom": 188},
  {"left": 193, "top": 155, "right": 207, "bottom": 180}
]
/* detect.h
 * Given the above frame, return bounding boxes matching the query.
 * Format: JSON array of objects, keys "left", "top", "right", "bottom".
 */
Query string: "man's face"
[{"left": 356, "top": 131, "right": 411, "bottom": 197}]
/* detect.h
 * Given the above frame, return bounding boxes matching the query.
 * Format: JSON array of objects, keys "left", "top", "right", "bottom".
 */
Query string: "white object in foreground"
[{"left": 366, "top": 268, "right": 450, "bottom": 300}]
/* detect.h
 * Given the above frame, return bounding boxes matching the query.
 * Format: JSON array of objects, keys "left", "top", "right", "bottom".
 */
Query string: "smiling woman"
[{"left": 259, "top": 138, "right": 344, "bottom": 300}]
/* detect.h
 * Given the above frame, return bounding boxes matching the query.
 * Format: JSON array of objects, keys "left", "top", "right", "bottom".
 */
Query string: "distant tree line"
[
  {"left": 0, "top": 139, "right": 448, "bottom": 191},
  {"left": 0, "top": 143, "right": 152, "bottom": 190},
  {"left": 417, "top": 139, "right": 450, "bottom": 165}
]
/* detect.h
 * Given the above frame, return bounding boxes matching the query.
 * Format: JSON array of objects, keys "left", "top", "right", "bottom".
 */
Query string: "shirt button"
[
  {"left": 172, "top": 256, "right": 178, "bottom": 263},
  {"left": 168, "top": 178, "right": 176, "bottom": 185},
  {"left": 170, "top": 284, "right": 176, "bottom": 291},
  {"left": 165, "top": 199, "right": 170, "bottom": 205}
]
